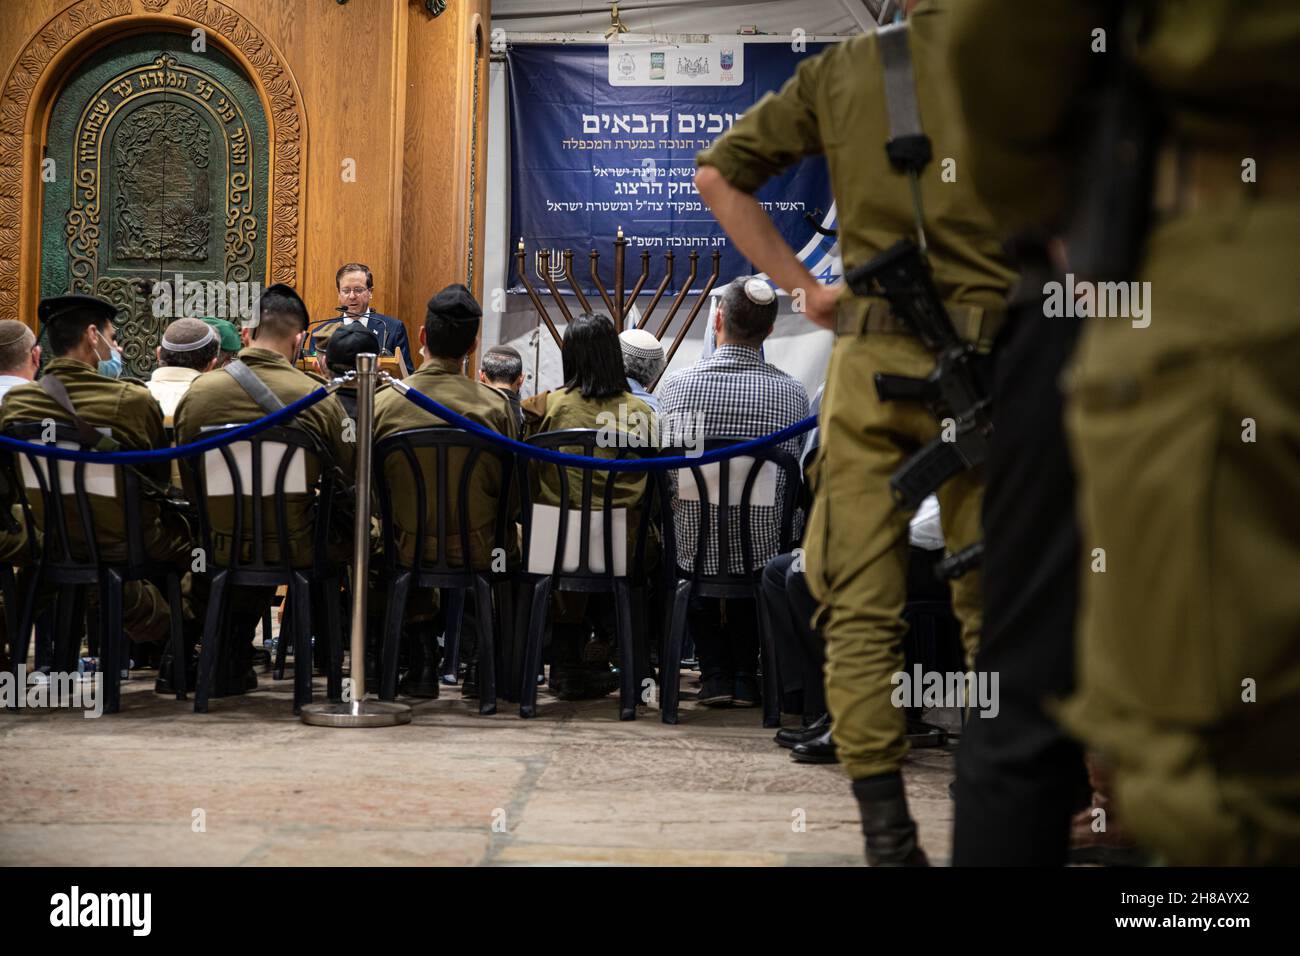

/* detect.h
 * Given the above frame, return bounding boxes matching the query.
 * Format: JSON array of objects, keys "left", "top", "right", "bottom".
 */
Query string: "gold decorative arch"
[{"left": 0, "top": 0, "right": 307, "bottom": 323}]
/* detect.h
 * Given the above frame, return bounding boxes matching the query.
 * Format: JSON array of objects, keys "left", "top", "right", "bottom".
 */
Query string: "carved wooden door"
[{"left": 40, "top": 32, "right": 268, "bottom": 379}]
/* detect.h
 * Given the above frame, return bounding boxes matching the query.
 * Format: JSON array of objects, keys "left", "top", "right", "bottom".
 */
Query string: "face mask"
[
  {"left": 98, "top": 347, "right": 123, "bottom": 379},
  {"left": 94, "top": 330, "right": 122, "bottom": 378}
]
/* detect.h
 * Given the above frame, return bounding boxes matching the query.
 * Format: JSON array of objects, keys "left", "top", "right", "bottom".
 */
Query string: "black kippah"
[{"left": 426, "top": 283, "right": 481, "bottom": 324}]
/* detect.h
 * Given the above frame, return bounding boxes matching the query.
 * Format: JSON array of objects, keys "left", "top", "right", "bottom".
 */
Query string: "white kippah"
[
  {"left": 619, "top": 328, "right": 664, "bottom": 359},
  {"left": 743, "top": 277, "right": 776, "bottom": 306}
]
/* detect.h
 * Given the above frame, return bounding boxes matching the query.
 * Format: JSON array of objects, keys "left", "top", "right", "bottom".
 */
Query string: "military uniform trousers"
[
  {"left": 805, "top": 329, "right": 985, "bottom": 781},
  {"left": 1058, "top": 196, "right": 1300, "bottom": 865}
]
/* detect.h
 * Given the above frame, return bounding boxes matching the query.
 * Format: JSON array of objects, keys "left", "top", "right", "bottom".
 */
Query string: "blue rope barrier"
[
  {"left": 0, "top": 387, "right": 334, "bottom": 464},
  {"left": 392, "top": 382, "right": 817, "bottom": 472}
]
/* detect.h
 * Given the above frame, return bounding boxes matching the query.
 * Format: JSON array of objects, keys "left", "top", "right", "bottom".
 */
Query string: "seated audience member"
[
  {"left": 766, "top": 494, "right": 949, "bottom": 764},
  {"left": 0, "top": 320, "right": 39, "bottom": 575},
  {"left": 0, "top": 320, "right": 39, "bottom": 404},
  {"left": 0, "top": 295, "right": 192, "bottom": 650},
  {"left": 478, "top": 344, "right": 526, "bottom": 431},
  {"left": 202, "top": 317, "right": 243, "bottom": 368},
  {"left": 316, "top": 324, "right": 381, "bottom": 420},
  {"left": 657, "top": 276, "right": 809, "bottom": 708},
  {"left": 148, "top": 318, "right": 221, "bottom": 424},
  {"left": 522, "top": 312, "right": 655, "bottom": 700},
  {"left": 618, "top": 328, "right": 666, "bottom": 414},
  {"left": 174, "top": 284, "right": 354, "bottom": 694},
  {"left": 372, "top": 284, "right": 519, "bottom": 697}
]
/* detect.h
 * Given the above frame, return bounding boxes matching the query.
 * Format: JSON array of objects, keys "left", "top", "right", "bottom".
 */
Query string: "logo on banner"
[
  {"left": 618, "top": 52, "right": 636, "bottom": 77},
  {"left": 534, "top": 249, "right": 566, "bottom": 282},
  {"left": 720, "top": 49, "right": 735, "bottom": 71},
  {"left": 677, "top": 56, "right": 709, "bottom": 78},
  {"left": 650, "top": 52, "right": 665, "bottom": 80}
]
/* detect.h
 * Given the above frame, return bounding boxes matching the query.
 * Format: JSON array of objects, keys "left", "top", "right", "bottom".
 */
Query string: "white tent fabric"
[{"left": 492, "top": 0, "right": 873, "bottom": 38}]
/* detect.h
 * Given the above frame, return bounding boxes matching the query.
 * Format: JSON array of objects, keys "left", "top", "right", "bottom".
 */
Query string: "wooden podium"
[{"left": 1, "top": 0, "right": 490, "bottom": 376}]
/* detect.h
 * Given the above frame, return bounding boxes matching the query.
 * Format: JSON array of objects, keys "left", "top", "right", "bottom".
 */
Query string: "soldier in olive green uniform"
[
  {"left": 174, "top": 285, "right": 354, "bottom": 568},
  {"left": 695, "top": 0, "right": 1014, "bottom": 863},
  {"left": 521, "top": 312, "right": 656, "bottom": 701},
  {"left": 174, "top": 285, "right": 353, "bottom": 693},
  {"left": 0, "top": 295, "right": 189, "bottom": 645},
  {"left": 372, "top": 284, "right": 518, "bottom": 697},
  {"left": 952, "top": 0, "right": 1300, "bottom": 865}
]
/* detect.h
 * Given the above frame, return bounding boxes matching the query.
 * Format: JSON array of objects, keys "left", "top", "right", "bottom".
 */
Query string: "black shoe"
[
  {"left": 732, "top": 672, "right": 760, "bottom": 708},
  {"left": 154, "top": 647, "right": 198, "bottom": 695},
  {"left": 210, "top": 667, "right": 257, "bottom": 698},
  {"left": 852, "top": 774, "right": 929, "bottom": 867},
  {"left": 774, "top": 713, "right": 830, "bottom": 749},
  {"left": 790, "top": 729, "right": 838, "bottom": 764},
  {"left": 251, "top": 647, "right": 271, "bottom": 668},
  {"left": 549, "top": 663, "right": 617, "bottom": 701},
  {"left": 399, "top": 626, "right": 441, "bottom": 699},
  {"left": 461, "top": 662, "right": 479, "bottom": 699},
  {"left": 697, "top": 673, "right": 733, "bottom": 707}
]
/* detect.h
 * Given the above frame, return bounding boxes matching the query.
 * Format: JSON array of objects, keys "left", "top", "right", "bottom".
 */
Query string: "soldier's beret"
[
  {"left": 427, "top": 283, "right": 481, "bottom": 324},
  {"left": 38, "top": 294, "right": 117, "bottom": 327}
]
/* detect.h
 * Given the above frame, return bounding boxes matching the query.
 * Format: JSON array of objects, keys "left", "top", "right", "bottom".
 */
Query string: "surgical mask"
[
  {"left": 93, "top": 330, "right": 122, "bottom": 379},
  {"left": 98, "top": 347, "right": 123, "bottom": 379}
]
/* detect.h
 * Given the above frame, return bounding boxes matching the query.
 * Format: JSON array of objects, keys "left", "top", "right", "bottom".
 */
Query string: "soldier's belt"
[
  {"left": 835, "top": 298, "right": 1004, "bottom": 353},
  {"left": 1156, "top": 132, "right": 1300, "bottom": 215}
]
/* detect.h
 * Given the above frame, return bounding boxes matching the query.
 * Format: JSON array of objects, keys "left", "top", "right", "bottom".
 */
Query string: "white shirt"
[
  {"left": 342, "top": 307, "right": 373, "bottom": 326},
  {"left": 0, "top": 374, "right": 31, "bottom": 404},
  {"left": 909, "top": 495, "right": 945, "bottom": 551},
  {"left": 147, "top": 366, "right": 202, "bottom": 421}
]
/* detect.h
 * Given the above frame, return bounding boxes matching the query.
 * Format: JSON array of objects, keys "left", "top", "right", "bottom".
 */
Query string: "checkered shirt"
[{"left": 657, "top": 345, "right": 809, "bottom": 576}]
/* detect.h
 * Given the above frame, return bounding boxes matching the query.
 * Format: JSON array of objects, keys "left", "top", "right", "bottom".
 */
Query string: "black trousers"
[
  {"left": 688, "top": 594, "right": 758, "bottom": 680},
  {"left": 760, "top": 552, "right": 826, "bottom": 721},
  {"left": 953, "top": 298, "right": 1091, "bottom": 866}
]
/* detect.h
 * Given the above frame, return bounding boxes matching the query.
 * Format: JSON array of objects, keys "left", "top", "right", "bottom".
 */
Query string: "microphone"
[{"left": 296, "top": 315, "right": 348, "bottom": 368}]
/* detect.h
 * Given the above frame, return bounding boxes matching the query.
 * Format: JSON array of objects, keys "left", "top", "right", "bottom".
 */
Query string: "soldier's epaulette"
[
  {"left": 303, "top": 369, "right": 329, "bottom": 385},
  {"left": 119, "top": 375, "right": 148, "bottom": 386}
]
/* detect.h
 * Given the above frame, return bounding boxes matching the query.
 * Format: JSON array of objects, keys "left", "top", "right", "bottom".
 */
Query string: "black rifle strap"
[
  {"left": 223, "top": 359, "right": 285, "bottom": 414},
  {"left": 877, "top": 20, "right": 932, "bottom": 249},
  {"left": 39, "top": 375, "right": 120, "bottom": 452},
  {"left": 37, "top": 373, "right": 179, "bottom": 503}
]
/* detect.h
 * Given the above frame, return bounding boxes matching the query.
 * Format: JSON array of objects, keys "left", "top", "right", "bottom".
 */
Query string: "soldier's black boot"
[
  {"left": 852, "top": 773, "right": 929, "bottom": 867},
  {"left": 399, "top": 624, "right": 441, "bottom": 698}
]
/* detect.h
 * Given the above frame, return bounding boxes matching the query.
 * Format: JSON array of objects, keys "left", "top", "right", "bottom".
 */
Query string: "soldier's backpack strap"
[
  {"left": 223, "top": 359, "right": 285, "bottom": 414},
  {"left": 39, "top": 374, "right": 120, "bottom": 452}
]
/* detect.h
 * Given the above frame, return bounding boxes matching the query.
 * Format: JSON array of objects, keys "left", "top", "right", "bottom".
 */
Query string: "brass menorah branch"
[{"left": 515, "top": 232, "right": 722, "bottom": 381}]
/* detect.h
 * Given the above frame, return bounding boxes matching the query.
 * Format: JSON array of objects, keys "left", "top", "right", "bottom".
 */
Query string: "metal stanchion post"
[{"left": 302, "top": 353, "right": 411, "bottom": 727}]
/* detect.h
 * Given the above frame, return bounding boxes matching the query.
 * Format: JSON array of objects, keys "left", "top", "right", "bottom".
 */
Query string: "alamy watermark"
[
  {"left": 595, "top": 404, "right": 706, "bottom": 457},
  {"left": 890, "top": 665, "right": 999, "bottom": 718},
  {"left": 1043, "top": 273, "right": 1151, "bottom": 329},
  {"left": 150, "top": 272, "right": 262, "bottom": 325},
  {"left": 0, "top": 666, "right": 103, "bottom": 718}
]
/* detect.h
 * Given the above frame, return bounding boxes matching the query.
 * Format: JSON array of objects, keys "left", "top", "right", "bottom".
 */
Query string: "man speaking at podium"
[{"left": 309, "top": 262, "right": 414, "bottom": 375}]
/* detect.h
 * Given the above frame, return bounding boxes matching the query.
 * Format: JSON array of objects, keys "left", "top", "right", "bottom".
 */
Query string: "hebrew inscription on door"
[{"left": 42, "top": 36, "right": 268, "bottom": 379}]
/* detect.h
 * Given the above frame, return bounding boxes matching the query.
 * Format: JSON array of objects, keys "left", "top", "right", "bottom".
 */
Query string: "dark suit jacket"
[{"left": 310, "top": 310, "right": 414, "bottom": 375}]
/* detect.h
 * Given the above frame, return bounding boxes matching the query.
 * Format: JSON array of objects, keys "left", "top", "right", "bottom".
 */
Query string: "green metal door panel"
[{"left": 41, "top": 32, "right": 269, "bottom": 378}]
